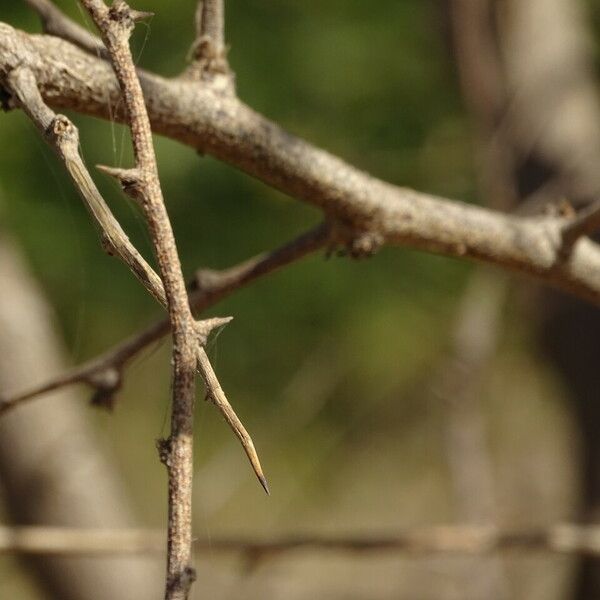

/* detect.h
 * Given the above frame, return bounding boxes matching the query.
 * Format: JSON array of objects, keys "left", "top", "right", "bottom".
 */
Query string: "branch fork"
[
  {"left": 183, "top": 0, "right": 233, "bottom": 91},
  {"left": 326, "top": 218, "right": 384, "bottom": 259}
]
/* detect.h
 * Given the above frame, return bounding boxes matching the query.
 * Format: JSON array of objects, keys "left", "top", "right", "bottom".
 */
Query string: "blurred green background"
[{"left": 1, "top": 1, "right": 598, "bottom": 598}]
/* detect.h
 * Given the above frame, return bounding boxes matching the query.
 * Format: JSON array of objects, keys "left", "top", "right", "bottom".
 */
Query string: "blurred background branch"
[{"left": 2, "top": 524, "right": 600, "bottom": 557}]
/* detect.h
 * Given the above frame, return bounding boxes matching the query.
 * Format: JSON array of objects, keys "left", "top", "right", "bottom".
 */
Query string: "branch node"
[
  {"left": 166, "top": 566, "right": 197, "bottom": 597},
  {"left": 560, "top": 199, "right": 600, "bottom": 259},
  {"left": 182, "top": 0, "right": 233, "bottom": 89},
  {"left": 97, "top": 164, "right": 144, "bottom": 202},
  {"left": 156, "top": 437, "right": 173, "bottom": 467},
  {"left": 327, "top": 219, "right": 384, "bottom": 259},
  {"left": 188, "top": 36, "right": 230, "bottom": 77},
  {"left": 87, "top": 367, "right": 122, "bottom": 410},
  {"left": 46, "top": 114, "right": 79, "bottom": 147},
  {"left": 104, "top": 1, "right": 152, "bottom": 39}
]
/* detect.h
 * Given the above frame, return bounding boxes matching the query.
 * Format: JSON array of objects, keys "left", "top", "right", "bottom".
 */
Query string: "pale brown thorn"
[{"left": 196, "top": 347, "right": 269, "bottom": 494}]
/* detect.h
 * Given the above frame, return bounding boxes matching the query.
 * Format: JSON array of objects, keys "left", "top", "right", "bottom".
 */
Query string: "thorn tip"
[{"left": 258, "top": 474, "right": 270, "bottom": 496}]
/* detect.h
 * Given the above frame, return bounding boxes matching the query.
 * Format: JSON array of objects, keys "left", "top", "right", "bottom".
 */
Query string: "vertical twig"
[
  {"left": 184, "top": 0, "right": 231, "bottom": 83},
  {"left": 196, "top": 0, "right": 225, "bottom": 52},
  {"left": 79, "top": 2, "right": 236, "bottom": 597}
]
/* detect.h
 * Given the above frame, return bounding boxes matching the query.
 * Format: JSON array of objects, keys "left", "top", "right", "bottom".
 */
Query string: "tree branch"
[
  {"left": 23, "top": 0, "right": 107, "bottom": 57},
  {"left": 3, "top": 524, "right": 600, "bottom": 557},
  {"left": 196, "top": 0, "right": 225, "bottom": 51},
  {"left": 0, "top": 222, "right": 330, "bottom": 414},
  {"left": 1, "top": 23, "right": 600, "bottom": 304},
  {"left": 78, "top": 2, "right": 242, "bottom": 596},
  {"left": 2, "top": 58, "right": 264, "bottom": 504},
  {"left": 6, "top": 67, "right": 166, "bottom": 306}
]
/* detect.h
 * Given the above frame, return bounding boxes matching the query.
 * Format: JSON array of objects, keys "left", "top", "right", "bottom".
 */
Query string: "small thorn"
[
  {"left": 196, "top": 316, "right": 233, "bottom": 342},
  {"left": 96, "top": 164, "right": 138, "bottom": 181},
  {"left": 97, "top": 165, "right": 143, "bottom": 199},
  {"left": 130, "top": 9, "right": 154, "bottom": 22}
]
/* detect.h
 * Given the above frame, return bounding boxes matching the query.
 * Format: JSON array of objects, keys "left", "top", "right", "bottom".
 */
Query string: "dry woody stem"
[
  {"left": 23, "top": 0, "right": 107, "bottom": 57},
  {"left": 3, "top": 524, "right": 600, "bottom": 558},
  {"left": 1, "top": 22, "right": 600, "bottom": 303},
  {"left": 185, "top": 0, "right": 230, "bottom": 81},
  {"left": 78, "top": 2, "right": 240, "bottom": 597}
]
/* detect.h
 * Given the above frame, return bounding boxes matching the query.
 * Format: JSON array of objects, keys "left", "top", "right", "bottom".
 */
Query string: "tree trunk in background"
[
  {"left": 0, "top": 234, "right": 162, "bottom": 599},
  {"left": 445, "top": 0, "right": 600, "bottom": 596},
  {"left": 499, "top": 1, "right": 600, "bottom": 596}
]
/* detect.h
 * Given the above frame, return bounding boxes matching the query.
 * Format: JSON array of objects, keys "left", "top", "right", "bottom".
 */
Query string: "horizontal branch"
[
  {"left": 0, "top": 223, "right": 330, "bottom": 410},
  {"left": 2, "top": 524, "right": 600, "bottom": 557},
  {"left": 1, "top": 24, "right": 599, "bottom": 303}
]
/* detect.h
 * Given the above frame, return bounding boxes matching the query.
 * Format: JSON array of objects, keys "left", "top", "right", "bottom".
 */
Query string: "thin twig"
[
  {"left": 2, "top": 524, "right": 600, "bottom": 557},
  {"left": 79, "top": 3, "right": 260, "bottom": 597},
  {"left": 23, "top": 0, "right": 107, "bottom": 57},
  {"left": 196, "top": 0, "right": 225, "bottom": 53}
]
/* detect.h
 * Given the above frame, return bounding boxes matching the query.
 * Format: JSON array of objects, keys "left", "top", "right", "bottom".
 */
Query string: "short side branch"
[
  {"left": 0, "top": 222, "right": 330, "bottom": 413},
  {"left": 184, "top": 0, "right": 231, "bottom": 84},
  {"left": 23, "top": 0, "right": 106, "bottom": 57}
]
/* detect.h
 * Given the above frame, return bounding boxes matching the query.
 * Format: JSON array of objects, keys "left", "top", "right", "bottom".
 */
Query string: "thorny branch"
[
  {"left": 6, "top": 68, "right": 165, "bottom": 306},
  {"left": 78, "top": 2, "right": 254, "bottom": 598},
  {"left": 1, "top": 23, "right": 600, "bottom": 302},
  {"left": 3, "top": 0, "right": 600, "bottom": 595},
  {"left": 2, "top": 60, "right": 264, "bottom": 499}
]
